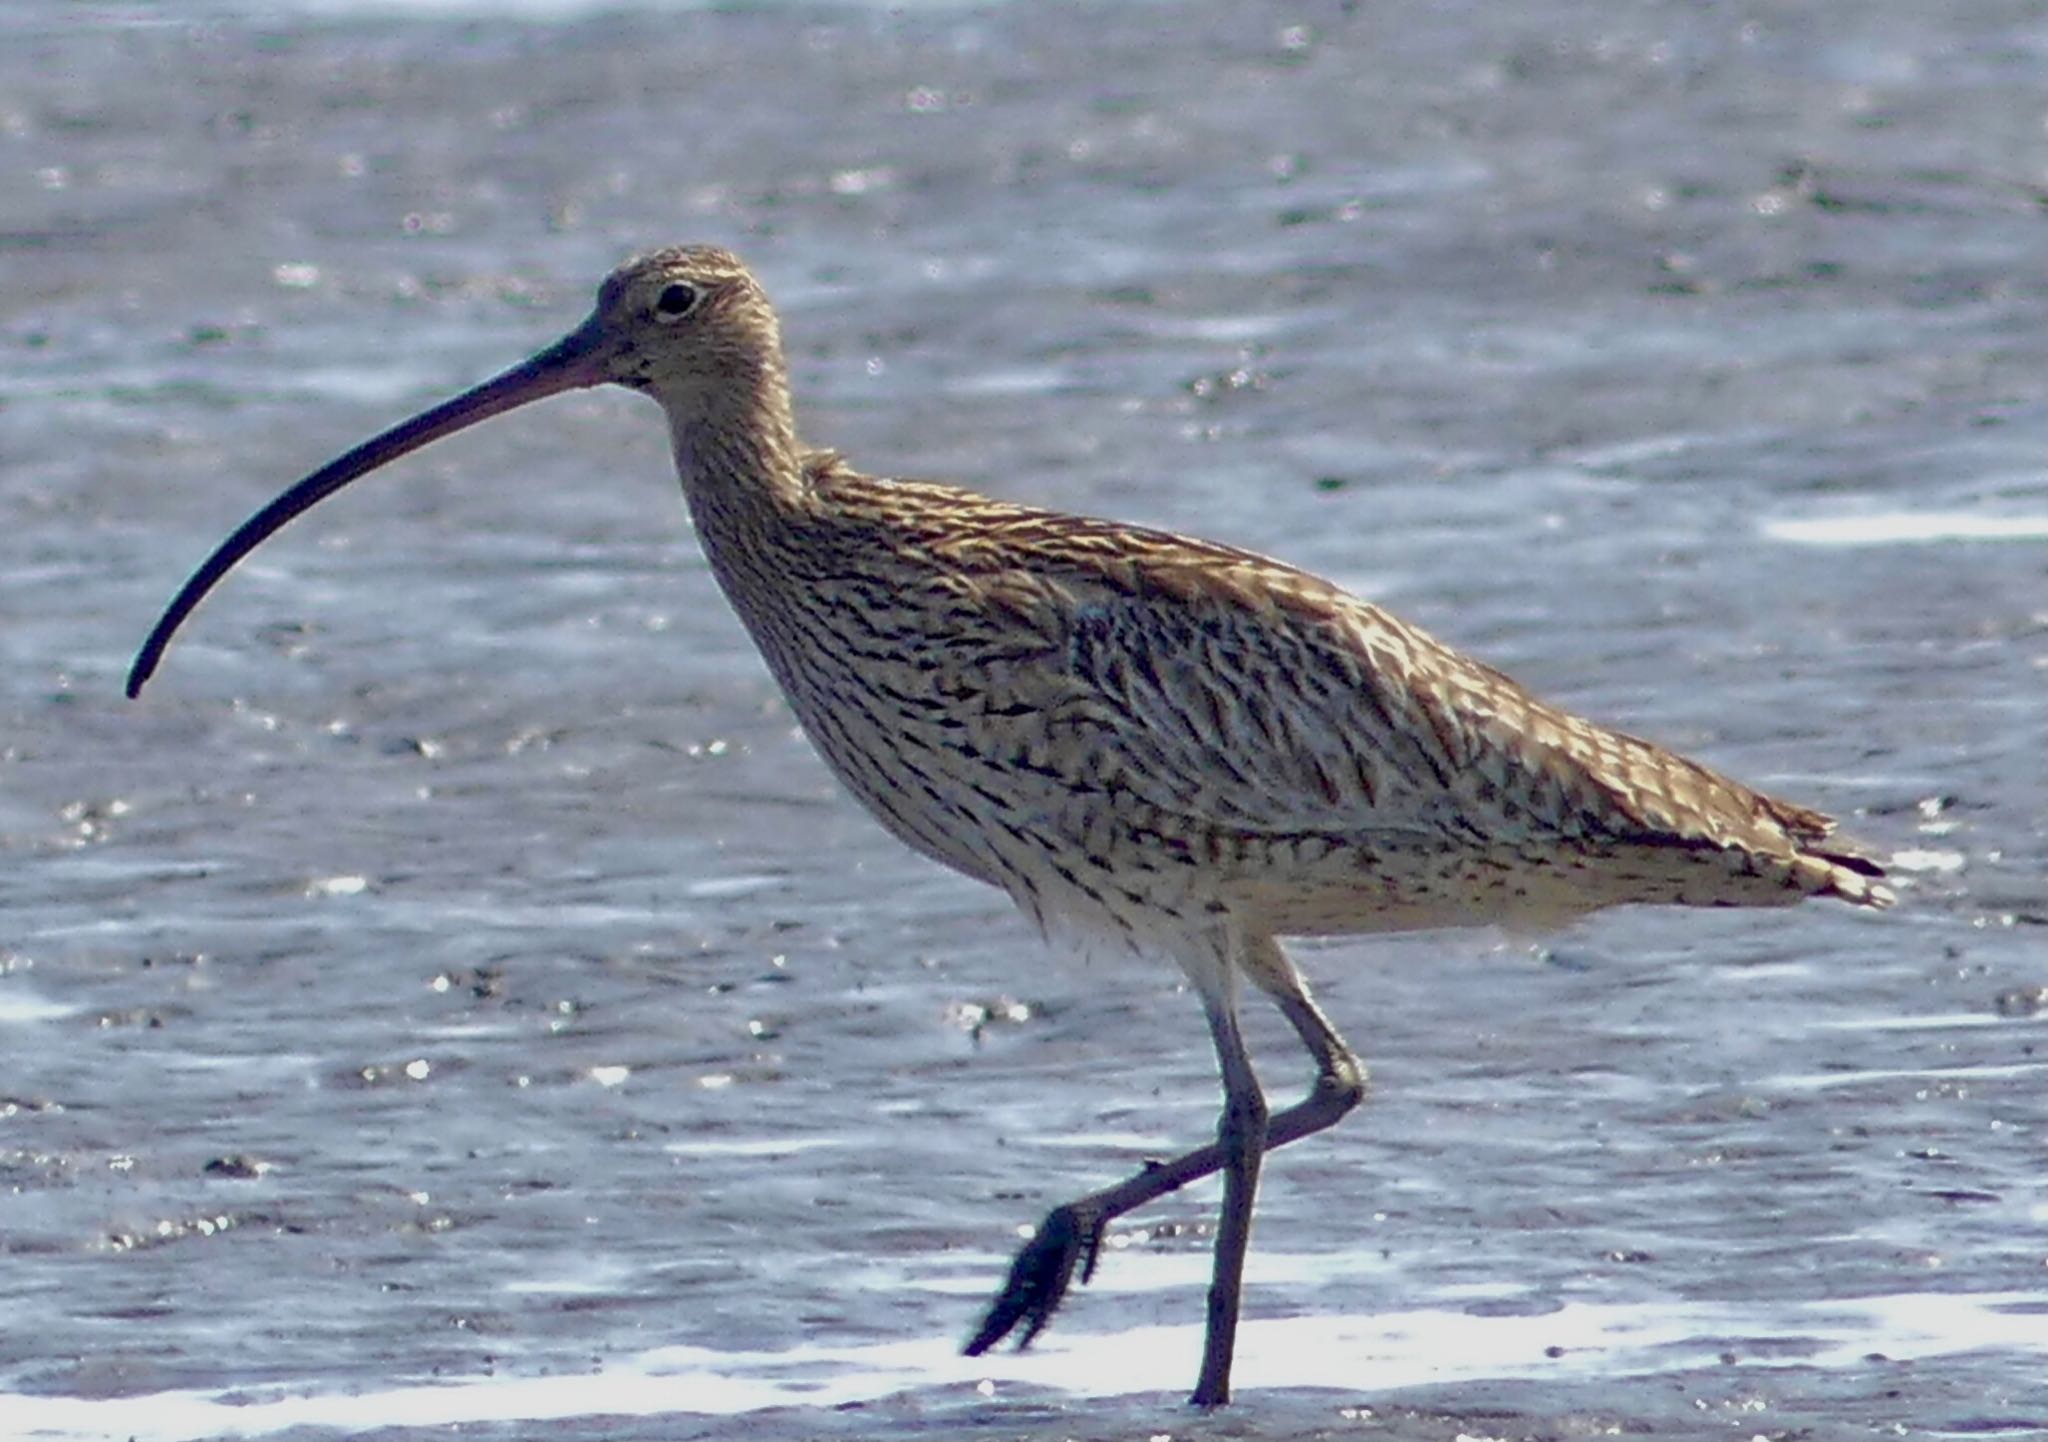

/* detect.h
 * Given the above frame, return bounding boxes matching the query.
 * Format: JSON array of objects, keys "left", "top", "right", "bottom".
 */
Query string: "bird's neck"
[
  {"left": 664, "top": 369, "right": 815, "bottom": 608},
  {"left": 666, "top": 363, "right": 810, "bottom": 517}
]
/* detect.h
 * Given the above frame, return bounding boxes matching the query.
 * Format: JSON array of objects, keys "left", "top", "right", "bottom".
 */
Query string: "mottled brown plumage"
[{"left": 130, "top": 245, "right": 1892, "bottom": 1408}]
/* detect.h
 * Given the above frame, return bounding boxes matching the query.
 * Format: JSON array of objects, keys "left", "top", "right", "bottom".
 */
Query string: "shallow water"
[{"left": 3, "top": 1, "right": 2045, "bottom": 1438}]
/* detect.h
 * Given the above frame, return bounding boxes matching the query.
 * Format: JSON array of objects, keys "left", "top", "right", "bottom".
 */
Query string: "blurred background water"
[{"left": 2, "top": 1, "right": 2044, "bottom": 1438}]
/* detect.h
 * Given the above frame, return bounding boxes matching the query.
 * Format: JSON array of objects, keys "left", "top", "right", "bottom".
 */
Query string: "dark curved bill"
[{"left": 127, "top": 321, "right": 606, "bottom": 699}]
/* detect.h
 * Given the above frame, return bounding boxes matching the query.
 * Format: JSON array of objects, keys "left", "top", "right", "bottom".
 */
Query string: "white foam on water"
[
  {"left": 0, "top": 989, "right": 75, "bottom": 1023},
  {"left": 1811, "top": 1010, "right": 2012, "bottom": 1033},
  {"left": 662, "top": 1135, "right": 848, "bottom": 1159},
  {"left": 1766, "top": 1060, "right": 2048, "bottom": 1092},
  {"left": 8, "top": 1291, "right": 2041, "bottom": 1441},
  {"left": 1762, "top": 511, "right": 2048, "bottom": 546}
]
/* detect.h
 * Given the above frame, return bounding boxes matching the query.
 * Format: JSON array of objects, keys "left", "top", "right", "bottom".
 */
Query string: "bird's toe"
[{"left": 962, "top": 1202, "right": 1102, "bottom": 1355}]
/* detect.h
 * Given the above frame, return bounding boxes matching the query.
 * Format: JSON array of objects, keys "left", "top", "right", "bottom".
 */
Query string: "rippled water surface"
[{"left": 4, "top": 2, "right": 2045, "bottom": 1438}]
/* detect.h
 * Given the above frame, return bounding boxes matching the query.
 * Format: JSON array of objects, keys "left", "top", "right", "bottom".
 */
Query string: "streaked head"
[
  {"left": 126, "top": 245, "right": 784, "bottom": 698},
  {"left": 584, "top": 244, "right": 785, "bottom": 399}
]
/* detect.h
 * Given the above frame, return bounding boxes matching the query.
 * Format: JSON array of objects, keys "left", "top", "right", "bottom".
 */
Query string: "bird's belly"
[
  {"left": 787, "top": 693, "right": 1442, "bottom": 941},
  {"left": 775, "top": 678, "right": 1210, "bottom": 935},
  {"left": 790, "top": 693, "right": 1821, "bottom": 949}
]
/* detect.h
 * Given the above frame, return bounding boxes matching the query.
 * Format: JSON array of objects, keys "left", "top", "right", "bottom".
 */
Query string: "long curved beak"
[{"left": 127, "top": 318, "right": 608, "bottom": 699}]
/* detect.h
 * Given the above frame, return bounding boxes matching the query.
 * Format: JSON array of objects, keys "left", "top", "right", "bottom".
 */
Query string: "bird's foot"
[{"left": 962, "top": 1202, "right": 1106, "bottom": 1355}]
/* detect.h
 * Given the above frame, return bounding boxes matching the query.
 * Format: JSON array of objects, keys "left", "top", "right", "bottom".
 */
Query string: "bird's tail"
[{"left": 1762, "top": 795, "right": 1896, "bottom": 908}]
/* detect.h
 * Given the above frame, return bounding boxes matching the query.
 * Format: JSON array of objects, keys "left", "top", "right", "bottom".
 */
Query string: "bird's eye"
[{"left": 654, "top": 282, "right": 700, "bottom": 320}]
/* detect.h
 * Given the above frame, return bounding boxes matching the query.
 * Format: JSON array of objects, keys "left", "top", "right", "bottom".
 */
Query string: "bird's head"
[
  {"left": 580, "top": 245, "right": 788, "bottom": 404},
  {"left": 126, "top": 244, "right": 790, "bottom": 698}
]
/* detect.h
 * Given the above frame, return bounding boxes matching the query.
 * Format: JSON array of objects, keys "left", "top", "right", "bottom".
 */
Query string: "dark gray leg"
[
  {"left": 964, "top": 932, "right": 1367, "bottom": 1405},
  {"left": 1190, "top": 985, "right": 1266, "bottom": 1406}
]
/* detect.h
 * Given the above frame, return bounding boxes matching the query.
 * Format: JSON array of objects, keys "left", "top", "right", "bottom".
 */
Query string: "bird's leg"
[
  {"left": 1239, "top": 932, "right": 1370, "bottom": 1145},
  {"left": 963, "top": 936, "right": 1367, "bottom": 1370},
  {"left": 1190, "top": 983, "right": 1266, "bottom": 1406}
]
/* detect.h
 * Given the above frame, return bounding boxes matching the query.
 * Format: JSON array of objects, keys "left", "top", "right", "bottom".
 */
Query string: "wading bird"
[{"left": 130, "top": 246, "right": 1892, "bottom": 1407}]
